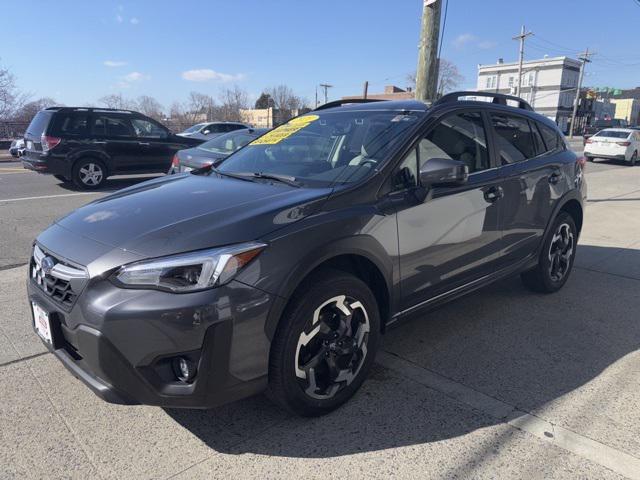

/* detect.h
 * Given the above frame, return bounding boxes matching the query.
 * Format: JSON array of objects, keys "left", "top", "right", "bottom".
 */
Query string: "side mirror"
[{"left": 419, "top": 158, "right": 468, "bottom": 188}]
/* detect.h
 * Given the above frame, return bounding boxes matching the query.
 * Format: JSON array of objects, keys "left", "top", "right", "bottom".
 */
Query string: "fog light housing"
[{"left": 173, "top": 356, "right": 197, "bottom": 383}]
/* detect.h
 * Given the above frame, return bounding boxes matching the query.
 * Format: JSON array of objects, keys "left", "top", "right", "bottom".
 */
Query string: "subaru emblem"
[{"left": 41, "top": 256, "right": 55, "bottom": 274}]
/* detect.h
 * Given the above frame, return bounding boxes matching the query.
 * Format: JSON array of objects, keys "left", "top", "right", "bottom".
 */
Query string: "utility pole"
[
  {"left": 513, "top": 25, "right": 533, "bottom": 97},
  {"left": 319, "top": 83, "right": 333, "bottom": 104},
  {"left": 315, "top": 86, "right": 318, "bottom": 108},
  {"left": 363, "top": 81, "right": 369, "bottom": 99},
  {"left": 415, "top": 0, "right": 442, "bottom": 102},
  {"left": 569, "top": 48, "right": 593, "bottom": 139}
]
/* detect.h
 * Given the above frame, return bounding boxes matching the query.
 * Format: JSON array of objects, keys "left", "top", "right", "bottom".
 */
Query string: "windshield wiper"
[
  {"left": 239, "top": 172, "right": 301, "bottom": 188},
  {"left": 208, "top": 166, "right": 256, "bottom": 183}
]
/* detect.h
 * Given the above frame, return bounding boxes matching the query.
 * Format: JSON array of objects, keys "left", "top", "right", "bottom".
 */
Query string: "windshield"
[
  {"left": 198, "top": 130, "right": 256, "bottom": 154},
  {"left": 182, "top": 123, "right": 207, "bottom": 134},
  {"left": 594, "top": 130, "right": 630, "bottom": 139},
  {"left": 217, "top": 110, "right": 420, "bottom": 187}
]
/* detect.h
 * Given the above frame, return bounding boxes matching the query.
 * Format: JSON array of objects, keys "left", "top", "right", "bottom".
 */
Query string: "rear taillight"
[
  {"left": 41, "top": 135, "right": 61, "bottom": 152},
  {"left": 171, "top": 154, "right": 180, "bottom": 167},
  {"left": 617, "top": 141, "right": 631, "bottom": 146}
]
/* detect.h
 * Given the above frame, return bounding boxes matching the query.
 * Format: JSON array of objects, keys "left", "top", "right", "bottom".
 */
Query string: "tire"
[
  {"left": 630, "top": 151, "right": 637, "bottom": 166},
  {"left": 521, "top": 211, "right": 577, "bottom": 293},
  {"left": 53, "top": 174, "right": 70, "bottom": 183},
  {"left": 72, "top": 158, "right": 107, "bottom": 189},
  {"left": 267, "top": 268, "right": 381, "bottom": 416},
  {"left": 585, "top": 155, "right": 594, "bottom": 162}
]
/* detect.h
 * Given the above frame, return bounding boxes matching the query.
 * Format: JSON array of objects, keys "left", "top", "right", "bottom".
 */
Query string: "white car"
[{"left": 584, "top": 128, "right": 640, "bottom": 166}]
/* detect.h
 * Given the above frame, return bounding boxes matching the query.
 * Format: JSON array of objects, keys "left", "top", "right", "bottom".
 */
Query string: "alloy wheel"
[
  {"left": 79, "top": 163, "right": 104, "bottom": 186},
  {"left": 548, "top": 222, "right": 574, "bottom": 282},
  {"left": 295, "top": 295, "right": 370, "bottom": 400}
]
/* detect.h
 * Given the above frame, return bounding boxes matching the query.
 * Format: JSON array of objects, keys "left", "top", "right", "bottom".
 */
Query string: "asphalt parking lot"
[{"left": 1, "top": 151, "right": 639, "bottom": 479}]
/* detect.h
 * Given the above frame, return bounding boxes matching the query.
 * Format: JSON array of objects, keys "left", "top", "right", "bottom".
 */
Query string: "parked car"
[
  {"left": 583, "top": 119, "right": 628, "bottom": 144},
  {"left": 9, "top": 138, "right": 25, "bottom": 157},
  {"left": 584, "top": 128, "right": 640, "bottom": 165},
  {"left": 176, "top": 121, "right": 251, "bottom": 140},
  {"left": 27, "top": 92, "right": 586, "bottom": 416},
  {"left": 168, "top": 127, "right": 270, "bottom": 174},
  {"left": 21, "top": 107, "right": 204, "bottom": 189}
]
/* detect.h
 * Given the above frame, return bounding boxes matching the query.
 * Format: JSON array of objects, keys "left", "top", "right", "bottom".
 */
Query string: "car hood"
[{"left": 54, "top": 174, "right": 332, "bottom": 260}]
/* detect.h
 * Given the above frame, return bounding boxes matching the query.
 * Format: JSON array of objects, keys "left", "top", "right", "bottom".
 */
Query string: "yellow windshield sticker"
[{"left": 250, "top": 115, "right": 319, "bottom": 145}]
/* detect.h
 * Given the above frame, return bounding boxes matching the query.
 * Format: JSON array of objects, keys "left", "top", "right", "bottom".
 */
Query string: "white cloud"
[
  {"left": 103, "top": 60, "right": 127, "bottom": 67},
  {"left": 130, "top": 17, "right": 139, "bottom": 25},
  {"left": 453, "top": 33, "right": 496, "bottom": 50},
  {"left": 123, "top": 71, "right": 149, "bottom": 82},
  {"left": 181, "top": 69, "right": 246, "bottom": 83},
  {"left": 453, "top": 33, "right": 477, "bottom": 49},
  {"left": 478, "top": 40, "right": 497, "bottom": 50},
  {"left": 116, "top": 14, "right": 123, "bottom": 23}
]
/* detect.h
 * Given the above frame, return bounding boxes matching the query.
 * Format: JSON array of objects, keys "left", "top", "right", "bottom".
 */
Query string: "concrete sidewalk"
[{"left": 1, "top": 165, "right": 639, "bottom": 479}]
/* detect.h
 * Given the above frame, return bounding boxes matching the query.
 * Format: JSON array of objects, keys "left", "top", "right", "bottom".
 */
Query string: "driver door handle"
[
  {"left": 138, "top": 142, "right": 151, "bottom": 146},
  {"left": 484, "top": 185, "right": 504, "bottom": 202}
]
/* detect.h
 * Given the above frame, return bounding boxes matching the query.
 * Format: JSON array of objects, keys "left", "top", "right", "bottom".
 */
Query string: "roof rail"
[
  {"left": 313, "top": 98, "right": 386, "bottom": 111},
  {"left": 434, "top": 91, "right": 533, "bottom": 111}
]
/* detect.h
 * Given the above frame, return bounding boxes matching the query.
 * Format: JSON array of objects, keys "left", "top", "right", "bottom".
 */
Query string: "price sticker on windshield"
[{"left": 251, "top": 115, "right": 319, "bottom": 145}]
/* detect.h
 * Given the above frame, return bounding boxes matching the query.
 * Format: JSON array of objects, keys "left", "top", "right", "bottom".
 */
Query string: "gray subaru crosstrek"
[{"left": 28, "top": 92, "right": 586, "bottom": 416}]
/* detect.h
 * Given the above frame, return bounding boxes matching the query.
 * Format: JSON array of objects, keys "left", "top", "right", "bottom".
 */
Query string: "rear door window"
[{"left": 490, "top": 113, "right": 536, "bottom": 164}]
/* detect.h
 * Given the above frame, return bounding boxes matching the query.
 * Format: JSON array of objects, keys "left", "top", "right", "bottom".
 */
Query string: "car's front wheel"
[
  {"left": 72, "top": 159, "right": 107, "bottom": 189},
  {"left": 267, "top": 269, "right": 380, "bottom": 416},
  {"left": 521, "top": 211, "right": 577, "bottom": 293}
]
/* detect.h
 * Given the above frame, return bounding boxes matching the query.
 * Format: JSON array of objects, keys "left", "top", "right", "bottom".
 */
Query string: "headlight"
[{"left": 114, "top": 242, "right": 266, "bottom": 293}]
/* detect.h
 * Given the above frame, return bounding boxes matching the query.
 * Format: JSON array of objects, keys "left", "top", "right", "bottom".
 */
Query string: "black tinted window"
[
  {"left": 26, "top": 111, "right": 53, "bottom": 136},
  {"left": 93, "top": 115, "right": 134, "bottom": 137},
  {"left": 52, "top": 113, "right": 88, "bottom": 135},
  {"left": 131, "top": 118, "right": 167, "bottom": 138},
  {"left": 538, "top": 123, "right": 562, "bottom": 152},
  {"left": 420, "top": 111, "right": 489, "bottom": 173},
  {"left": 490, "top": 113, "right": 536, "bottom": 164}
]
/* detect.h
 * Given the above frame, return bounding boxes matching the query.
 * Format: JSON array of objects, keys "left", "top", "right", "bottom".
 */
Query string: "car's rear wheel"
[
  {"left": 585, "top": 155, "right": 594, "bottom": 162},
  {"left": 72, "top": 159, "right": 107, "bottom": 189},
  {"left": 521, "top": 212, "right": 577, "bottom": 293},
  {"left": 630, "top": 151, "right": 638, "bottom": 166},
  {"left": 267, "top": 269, "right": 380, "bottom": 416}
]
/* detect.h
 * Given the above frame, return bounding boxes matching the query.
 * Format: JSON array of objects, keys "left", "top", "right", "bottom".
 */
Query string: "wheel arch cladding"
[
  {"left": 559, "top": 198, "right": 583, "bottom": 234},
  {"left": 263, "top": 241, "right": 393, "bottom": 341}
]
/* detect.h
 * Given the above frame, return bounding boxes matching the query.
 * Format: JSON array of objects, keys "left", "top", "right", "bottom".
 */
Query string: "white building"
[{"left": 477, "top": 56, "right": 581, "bottom": 133}]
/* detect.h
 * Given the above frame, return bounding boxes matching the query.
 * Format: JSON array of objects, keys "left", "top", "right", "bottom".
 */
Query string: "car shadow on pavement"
[
  {"left": 56, "top": 174, "right": 163, "bottom": 193},
  {"left": 165, "top": 244, "right": 640, "bottom": 459}
]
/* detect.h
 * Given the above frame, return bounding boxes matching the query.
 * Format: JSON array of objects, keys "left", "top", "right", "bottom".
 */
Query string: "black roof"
[{"left": 316, "top": 99, "right": 429, "bottom": 113}]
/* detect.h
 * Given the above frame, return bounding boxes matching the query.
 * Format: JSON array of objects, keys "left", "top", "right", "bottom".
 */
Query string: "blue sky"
[{"left": 2, "top": 0, "right": 639, "bottom": 109}]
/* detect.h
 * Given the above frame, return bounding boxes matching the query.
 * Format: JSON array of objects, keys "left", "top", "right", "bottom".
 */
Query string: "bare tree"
[
  {"left": 407, "top": 58, "right": 464, "bottom": 98},
  {"left": 12, "top": 97, "right": 58, "bottom": 122},
  {"left": 136, "top": 95, "right": 164, "bottom": 121},
  {"left": 266, "top": 85, "right": 303, "bottom": 124},
  {"left": 98, "top": 93, "right": 137, "bottom": 110},
  {"left": 217, "top": 85, "right": 249, "bottom": 122},
  {"left": 0, "top": 62, "right": 25, "bottom": 120},
  {"left": 436, "top": 59, "right": 464, "bottom": 96},
  {"left": 186, "top": 91, "right": 215, "bottom": 123}
]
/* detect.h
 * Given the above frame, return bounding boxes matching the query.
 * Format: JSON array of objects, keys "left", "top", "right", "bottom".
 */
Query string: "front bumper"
[{"left": 27, "top": 273, "right": 274, "bottom": 408}]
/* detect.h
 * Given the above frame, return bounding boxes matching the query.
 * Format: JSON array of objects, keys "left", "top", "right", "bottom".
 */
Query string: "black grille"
[{"left": 30, "top": 246, "right": 87, "bottom": 309}]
